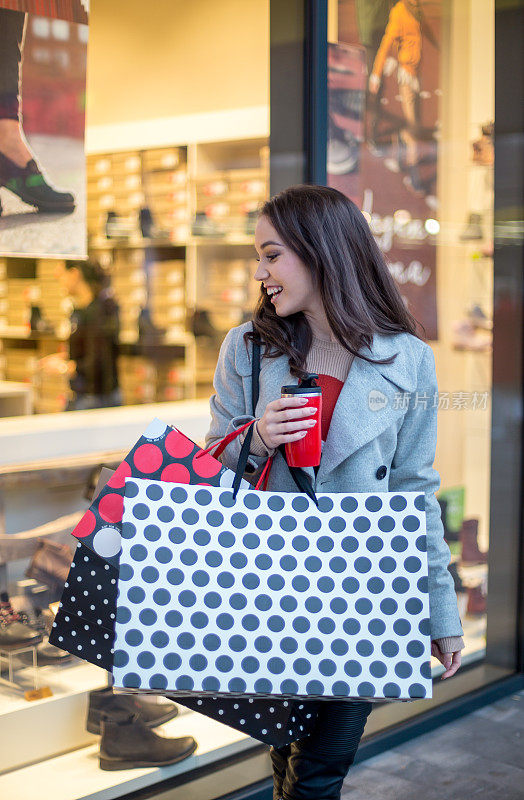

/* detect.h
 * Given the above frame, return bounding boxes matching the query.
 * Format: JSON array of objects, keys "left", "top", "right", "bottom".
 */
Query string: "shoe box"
[
  {"left": 149, "top": 260, "right": 187, "bottom": 330},
  {"left": 142, "top": 146, "right": 184, "bottom": 172},
  {"left": 36, "top": 261, "right": 70, "bottom": 329},
  {"left": 86, "top": 148, "right": 190, "bottom": 242},
  {"left": 198, "top": 258, "right": 257, "bottom": 317},
  {"left": 117, "top": 356, "right": 157, "bottom": 405},
  {"left": 3, "top": 348, "right": 37, "bottom": 382},
  {"left": 156, "top": 358, "right": 188, "bottom": 402},
  {"left": 0, "top": 263, "right": 6, "bottom": 330},
  {"left": 194, "top": 167, "right": 267, "bottom": 236},
  {"left": 5, "top": 279, "right": 35, "bottom": 327}
]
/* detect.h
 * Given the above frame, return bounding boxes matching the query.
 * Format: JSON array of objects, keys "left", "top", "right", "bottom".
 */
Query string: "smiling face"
[{"left": 254, "top": 215, "right": 330, "bottom": 333}]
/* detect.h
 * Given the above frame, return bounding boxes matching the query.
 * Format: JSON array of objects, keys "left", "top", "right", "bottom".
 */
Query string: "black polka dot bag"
[{"left": 50, "top": 521, "right": 321, "bottom": 748}]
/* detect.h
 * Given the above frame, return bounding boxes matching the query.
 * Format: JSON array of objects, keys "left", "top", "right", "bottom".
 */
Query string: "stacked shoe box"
[
  {"left": 194, "top": 341, "right": 224, "bottom": 397},
  {"left": 0, "top": 259, "right": 6, "bottom": 334},
  {"left": 200, "top": 259, "right": 253, "bottom": 326},
  {"left": 3, "top": 347, "right": 37, "bottom": 384},
  {"left": 111, "top": 251, "right": 147, "bottom": 342},
  {"left": 36, "top": 260, "right": 71, "bottom": 333},
  {"left": 33, "top": 369, "right": 72, "bottom": 414},
  {"left": 86, "top": 151, "right": 143, "bottom": 241},
  {"left": 0, "top": 261, "right": 5, "bottom": 380},
  {"left": 155, "top": 358, "right": 188, "bottom": 402},
  {"left": 194, "top": 169, "right": 267, "bottom": 236},
  {"left": 117, "top": 356, "right": 156, "bottom": 405},
  {"left": 6, "top": 278, "right": 33, "bottom": 329},
  {"left": 149, "top": 259, "right": 186, "bottom": 335},
  {"left": 142, "top": 147, "right": 189, "bottom": 242}
]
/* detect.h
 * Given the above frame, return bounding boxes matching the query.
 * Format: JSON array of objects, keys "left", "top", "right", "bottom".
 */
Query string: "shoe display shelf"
[
  {"left": 0, "top": 257, "right": 73, "bottom": 415},
  {"left": 87, "top": 136, "right": 268, "bottom": 403},
  {"left": 0, "top": 676, "right": 268, "bottom": 800}
]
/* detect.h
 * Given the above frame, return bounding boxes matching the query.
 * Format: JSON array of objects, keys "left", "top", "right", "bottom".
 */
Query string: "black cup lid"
[{"left": 281, "top": 385, "right": 322, "bottom": 394}]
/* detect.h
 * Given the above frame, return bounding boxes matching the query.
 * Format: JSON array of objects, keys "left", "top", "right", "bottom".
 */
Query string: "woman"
[{"left": 205, "top": 185, "right": 464, "bottom": 799}]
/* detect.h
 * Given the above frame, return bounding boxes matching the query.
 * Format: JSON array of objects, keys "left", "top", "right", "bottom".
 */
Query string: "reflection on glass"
[{"left": 328, "top": 0, "right": 494, "bottom": 671}]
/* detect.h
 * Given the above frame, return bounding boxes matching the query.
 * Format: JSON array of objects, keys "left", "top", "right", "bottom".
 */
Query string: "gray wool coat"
[{"left": 205, "top": 321, "right": 464, "bottom": 642}]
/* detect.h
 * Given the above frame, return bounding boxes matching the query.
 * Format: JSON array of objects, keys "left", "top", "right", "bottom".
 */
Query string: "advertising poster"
[
  {"left": 328, "top": 1, "right": 440, "bottom": 340},
  {"left": 0, "top": 0, "right": 88, "bottom": 257}
]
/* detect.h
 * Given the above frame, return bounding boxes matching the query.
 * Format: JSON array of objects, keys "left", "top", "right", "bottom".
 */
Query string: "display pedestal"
[
  {"left": 0, "top": 640, "right": 43, "bottom": 694},
  {"left": 0, "top": 660, "right": 105, "bottom": 774}
]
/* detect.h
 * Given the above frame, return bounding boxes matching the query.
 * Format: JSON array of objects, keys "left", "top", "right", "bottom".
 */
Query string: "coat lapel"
[
  {"left": 259, "top": 332, "right": 417, "bottom": 486},
  {"left": 316, "top": 332, "right": 417, "bottom": 483}
]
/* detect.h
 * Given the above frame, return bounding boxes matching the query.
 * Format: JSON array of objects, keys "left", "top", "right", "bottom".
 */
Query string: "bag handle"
[
  {"left": 198, "top": 325, "right": 318, "bottom": 506},
  {"left": 243, "top": 328, "right": 319, "bottom": 507}
]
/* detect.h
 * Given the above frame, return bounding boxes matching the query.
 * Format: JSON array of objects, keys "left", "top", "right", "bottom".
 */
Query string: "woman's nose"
[{"left": 253, "top": 266, "right": 268, "bottom": 282}]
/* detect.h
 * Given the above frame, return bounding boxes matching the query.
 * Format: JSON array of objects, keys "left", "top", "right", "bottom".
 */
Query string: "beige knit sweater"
[{"left": 241, "top": 333, "right": 465, "bottom": 656}]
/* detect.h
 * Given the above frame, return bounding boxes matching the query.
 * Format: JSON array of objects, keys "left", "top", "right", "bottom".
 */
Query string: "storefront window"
[
  {"left": 0, "top": 1, "right": 270, "bottom": 793},
  {"left": 0, "top": 1, "right": 269, "bottom": 416},
  {"left": 327, "top": 0, "right": 495, "bottom": 689}
]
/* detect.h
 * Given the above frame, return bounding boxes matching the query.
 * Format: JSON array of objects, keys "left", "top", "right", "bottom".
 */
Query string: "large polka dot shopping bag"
[{"left": 113, "top": 478, "right": 433, "bottom": 702}]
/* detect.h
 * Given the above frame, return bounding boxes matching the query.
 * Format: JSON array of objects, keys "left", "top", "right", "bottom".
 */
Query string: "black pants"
[
  {"left": 0, "top": 9, "right": 26, "bottom": 120},
  {"left": 270, "top": 699, "right": 373, "bottom": 800}
]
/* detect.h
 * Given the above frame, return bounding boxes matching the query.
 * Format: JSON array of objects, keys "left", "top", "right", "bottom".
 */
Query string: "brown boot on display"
[
  {"left": 98, "top": 709, "right": 197, "bottom": 770},
  {"left": 466, "top": 585, "right": 487, "bottom": 615},
  {"left": 460, "top": 518, "right": 488, "bottom": 565},
  {"left": 87, "top": 686, "right": 179, "bottom": 735}
]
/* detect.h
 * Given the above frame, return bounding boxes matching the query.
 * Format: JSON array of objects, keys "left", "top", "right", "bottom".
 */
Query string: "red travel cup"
[{"left": 281, "top": 374, "right": 322, "bottom": 467}]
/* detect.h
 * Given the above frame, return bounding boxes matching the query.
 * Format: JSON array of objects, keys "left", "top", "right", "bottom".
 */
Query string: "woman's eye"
[{"left": 267, "top": 254, "right": 278, "bottom": 262}]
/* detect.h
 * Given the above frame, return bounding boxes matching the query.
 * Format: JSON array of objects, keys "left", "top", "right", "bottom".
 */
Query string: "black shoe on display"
[
  {"left": 447, "top": 560, "right": 466, "bottom": 594},
  {"left": 16, "top": 636, "right": 73, "bottom": 665},
  {"left": 437, "top": 497, "right": 459, "bottom": 543},
  {"left": 191, "top": 211, "right": 224, "bottom": 237},
  {"left": 0, "top": 152, "right": 75, "bottom": 213},
  {"left": 30, "top": 305, "right": 55, "bottom": 334},
  {"left": 98, "top": 709, "right": 197, "bottom": 771},
  {"left": 87, "top": 686, "right": 180, "bottom": 735},
  {"left": 138, "top": 306, "right": 166, "bottom": 342},
  {"left": 189, "top": 307, "right": 219, "bottom": 339},
  {"left": 0, "top": 591, "right": 42, "bottom": 647},
  {"left": 139, "top": 205, "right": 155, "bottom": 238}
]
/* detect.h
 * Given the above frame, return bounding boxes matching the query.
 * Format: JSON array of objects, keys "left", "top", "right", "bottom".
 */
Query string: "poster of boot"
[
  {"left": 0, "top": 0, "right": 88, "bottom": 257},
  {"left": 328, "top": 1, "right": 440, "bottom": 340}
]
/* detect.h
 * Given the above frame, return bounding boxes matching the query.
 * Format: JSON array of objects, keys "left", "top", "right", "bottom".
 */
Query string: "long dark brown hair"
[{"left": 243, "top": 184, "right": 424, "bottom": 380}]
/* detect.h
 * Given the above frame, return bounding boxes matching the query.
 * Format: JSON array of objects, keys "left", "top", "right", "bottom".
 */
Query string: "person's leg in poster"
[
  {"left": 398, "top": 70, "right": 424, "bottom": 193},
  {"left": 0, "top": 8, "right": 75, "bottom": 214}
]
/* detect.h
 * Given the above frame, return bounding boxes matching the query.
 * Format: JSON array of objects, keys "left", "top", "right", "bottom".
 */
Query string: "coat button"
[{"left": 376, "top": 465, "right": 387, "bottom": 480}]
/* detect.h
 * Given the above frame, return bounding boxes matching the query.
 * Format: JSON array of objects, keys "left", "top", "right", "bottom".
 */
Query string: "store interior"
[{"left": 0, "top": 1, "right": 495, "bottom": 798}]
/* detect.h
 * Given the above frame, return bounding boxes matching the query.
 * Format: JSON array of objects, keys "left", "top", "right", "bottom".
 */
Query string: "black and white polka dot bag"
[{"left": 112, "top": 477, "right": 433, "bottom": 703}]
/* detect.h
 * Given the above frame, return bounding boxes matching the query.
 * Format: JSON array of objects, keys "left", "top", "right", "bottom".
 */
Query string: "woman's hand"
[
  {"left": 431, "top": 640, "right": 462, "bottom": 679},
  {"left": 256, "top": 396, "right": 318, "bottom": 450}
]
